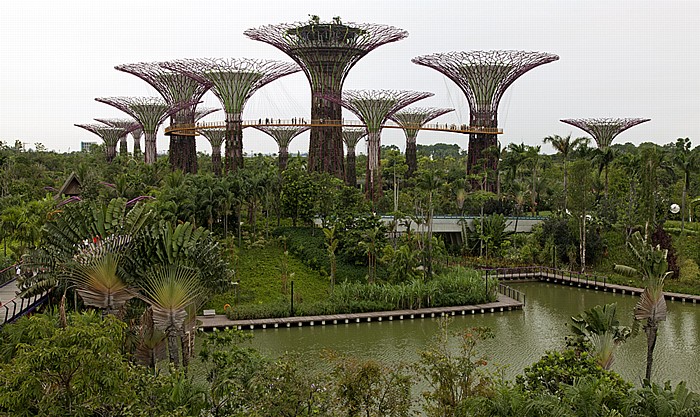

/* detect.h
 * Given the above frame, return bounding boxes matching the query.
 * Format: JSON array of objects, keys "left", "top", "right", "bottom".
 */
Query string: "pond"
[{"left": 248, "top": 282, "right": 700, "bottom": 390}]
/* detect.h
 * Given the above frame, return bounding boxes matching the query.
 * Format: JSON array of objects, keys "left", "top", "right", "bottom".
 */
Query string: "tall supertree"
[
  {"left": 94, "top": 118, "right": 140, "bottom": 156},
  {"left": 561, "top": 118, "right": 650, "bottom": 197},
  {"left": 320, "top": 90, "right": 433, "bottom": 203},
  {"left": 390, "top": 107, "right": 454, "bottom": 178},
  {"left": 115, "top": 62, "right": 211, "bottom": 173},
  {"left": 74, "top": 124, "right": 126, "bottom": 162},
  {"left": 412, "top": 50, "right": 559, "bottom": 191},
  {"left": 342, "top": 127, "right": 367, "bottom": 187},
  {"left": 245, "top": 18, "right": 408, "bottom": 178},
  {"left": 199, "top": 128, "right": 226, "bottom": 176},
  {"left": 253, "top": 126, "right": 310, "bottom": 171},
  {"left": 162, "top": 58, "right": 300, "bottom": 172},
  {"left": 167, "top": 107, "right": 221, "bottom": 172},
  {"left": 96, "top": 97, "right": 196, "bottom": 164}
]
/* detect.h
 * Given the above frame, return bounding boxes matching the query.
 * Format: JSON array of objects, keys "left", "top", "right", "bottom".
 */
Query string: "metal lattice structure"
[
  {"left": 412, "top": 50, "right": 559, "bottom": 189},
  {"left": 342, "top": 127, "right": 368, "bottom": 186},
  {"left": 115, "top": 62, "right": 211, "bottom": 173},
  {"left": 130, "top": 127, "right": 144, "bottom": 157},
  {"left": 560, "top": 118, "right": 650, "bottom": 149},
  {"left": 199, "top": 128, "right": 226, "bottom": 176},
  {"left": 94, "top": 118, "right": 141, "bottom": 156},
  {"left": 253, "top": 126, "right": 310, "bottom": 171},
  {"left": 162, "top": 58, "right": 300, "bottom": 172},
  {"left": 95, "top": 97, "right": 196, "bottom": 164},
  {"left": 391, "top": 107, "right": 454, "bottom": 177},
  {"left": 75, "top": 124, "right": 126, "bottom": 162},
  {"left": 245, "top": 19, "right": 408, "bottom": 178},
  {"left": 193, "top": 107, "right": 220, "bottom": 122},
  {"left": 320, "top": 89, "right": 433, "bottom": 203}
]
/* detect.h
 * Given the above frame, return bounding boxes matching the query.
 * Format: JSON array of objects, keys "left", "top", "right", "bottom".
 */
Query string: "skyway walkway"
[{"left": 0, "top": 264, "right": 51, "bottom": 326}]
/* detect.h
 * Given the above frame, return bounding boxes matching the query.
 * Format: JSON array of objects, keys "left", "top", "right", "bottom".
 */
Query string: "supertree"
[
  {"left": 199, "top": 128, "right": 226, "bottom": 176},
  {"left": 94, "top": 118, "right": 140, "bottom": 156},
  {"left": 131, "top": 127, "right": 144, "bottom": 157},
  {"left": 162, "top": 58, "right": 300, "bottom": 172},
  {"left": 253, "top": 126, "right": 310, "bottom": 171},
  {"left": 115, "top": 62, "right": 211, "bottom": 173},
  {"left": 245, "top": 18, "right": 408, "bottom": 178},
  {"left": 561, "top": 118, "right": 650, "bottom": 196},
  {"left": 390, "top": 107, "right": 454, "bottom": 178},
  {"left": 74, "top": 124, "right": 126, "bottom": 162},
  {"left": 342, "top": 127, "right": 367, "bottom": 187},
  {"left": 320, "top": 90, "right": 433, "bottom": 203},
  {"left": 95, "top": 97, "right": 196, "bottom": 164},
  {"left": 166, "top": 107, "right": 221, "bottom": 172},
  {"left": 412, "top": 50, "right": 559, "bottom": 191}
]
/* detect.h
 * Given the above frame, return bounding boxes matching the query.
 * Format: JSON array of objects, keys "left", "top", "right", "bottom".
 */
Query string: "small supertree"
[
  {"left": 390, "top": 107, "right": 454, "bottom": 178},
  {"left": 94, "top": 118, "right": 141, "bottom": 156},
  {"left": 115, "top": 62, "right": 211, "bottom": 173},
  {"left": 74, "top": 124, "right": 126, "bottom": 162},
  {"left": 131, "top": 127, "right": 144, "bottom": 157},
  {"left": 162, "top": 58, "right": 300, "bottom": 172},
  {"left": 253, "top": 126, "right": 310, "bottom": 171},
  {"left": 342, "top": 127, "right": 367, "bottom": 187},
  {"left": 320, "top": 90, "right": 433, "bottom": 204},
  {"left": 412, "top": 50, "right": 559, "bottom": 190},
  {"left": 96, "top": 97, "right": 196, "bottom": 164},
  {"left": 199, "top": 128, "right": 226, "bottom": 176},
  {"left": 561, "top": 118, "right": 650, "bottom": 197},
  {"left": 245, "top": 18, "right": 408, "bottom": 178}
]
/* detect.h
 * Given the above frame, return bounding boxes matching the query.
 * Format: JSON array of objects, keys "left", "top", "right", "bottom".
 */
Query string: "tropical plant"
[
  {"left": 568, "top": 303, "right": 632, "bottom": 370},
  {"left": 543, "top": 134, "right": 588, "bottom": 211},
  {"left": 672, "top": 137, "right": 699, "bottom": 233},
  {"left": 323, "top": 224, "right": 338, "bottom": 291},
  {"left": 614, "top": 231, "right": 673, "bottom": 381}
]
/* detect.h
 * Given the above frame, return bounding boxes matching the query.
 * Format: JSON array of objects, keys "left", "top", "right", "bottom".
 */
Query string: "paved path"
[
  {"left": 197, "top": 294, "right": 523, "bottom": 330},
  {"left": 0, "top": 279, "right": 19, "bottom": 307}
]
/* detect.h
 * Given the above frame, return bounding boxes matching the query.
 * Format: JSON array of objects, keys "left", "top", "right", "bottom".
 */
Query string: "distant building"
[{"left": 81, "top": 141, "right": 97, "bottom": 152}]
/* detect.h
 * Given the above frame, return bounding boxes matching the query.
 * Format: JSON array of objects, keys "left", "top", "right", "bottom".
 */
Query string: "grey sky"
[{"left": 1, "top": 0, "right": 698, "bottom": 155}]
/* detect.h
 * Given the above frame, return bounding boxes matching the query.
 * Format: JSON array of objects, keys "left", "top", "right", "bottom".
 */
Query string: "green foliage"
[
  {"left": 568, "top": 303, "right": 632, "bottom": 370},
  {"left": 629, "top": 381, "right": 700, "bottom": 416}
]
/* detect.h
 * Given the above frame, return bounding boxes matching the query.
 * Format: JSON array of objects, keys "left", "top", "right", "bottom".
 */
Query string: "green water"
[{"left": 249, "top": 282, "right": 700, "bottom": 390}]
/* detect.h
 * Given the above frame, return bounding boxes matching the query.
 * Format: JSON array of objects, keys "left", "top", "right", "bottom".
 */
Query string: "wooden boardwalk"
[
  {"left": 492, "top": 268, "right": 700, "bottom": 304},
  {"left": 197, "top": 294, "right": 523, "bottom": 331}
]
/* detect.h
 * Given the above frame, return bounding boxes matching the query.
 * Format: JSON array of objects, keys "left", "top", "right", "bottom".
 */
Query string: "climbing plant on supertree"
[
  {"left": 253, "top": 126, "right": 310, "bottom": 171},
  {"left": 245, "top": 18, "right": 408, "bottom": 178},
  {"left": 162, "top": 58, "right": 300, "bottom": 173},
  {"left": 319, "top": 89, "right": 432, "bottom": 205},
  {"left": 412, "top": 50, "right": 559, "bottom": 191},
  {"left": 342, "top": 127, "right": 367, "bottom": 187},
  {"left": 561, "top": 118, "right": 650, "bottom": 198},
  {"left": 390, "top": 107, "right": 454, "bottom": 178},
  {"left": 115, "top": 62, "right": 211, "bottom": 173},
  {"left": 95, "top": 97, "right": 197, "bottom": 164},
  {"left": 74, "top": 124, "right": 127, "bottom": 162}
]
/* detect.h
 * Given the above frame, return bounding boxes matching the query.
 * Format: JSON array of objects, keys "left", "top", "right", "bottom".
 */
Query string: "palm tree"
[
  {"left": 672, "top": 138, "right": 699, "bottom": 232},
  {"left": 543, "top": 134, "right": 588, "bottom": 211},
  {"left": 614, "top": 231, "right": 672, "bottom": 381},
  {"left": 594, "top": 146, "right": 617, "bottom": 199},
  {"left": 524, "top": 145, "right": 541, "bottom": 215},
  {"left": 140, "top": 264, "right": 204, "bottom": 367},
  {"left": 323, "top": 225, "right": 339, "bottom": 291}
]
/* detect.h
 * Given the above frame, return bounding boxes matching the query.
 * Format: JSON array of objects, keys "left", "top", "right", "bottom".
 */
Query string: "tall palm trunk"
[
  {"left": 167, "top": 329, "right": 180, "bottom": 367},
  {"left": 644, "top": 319, "right": 658, "bottom": 381}
]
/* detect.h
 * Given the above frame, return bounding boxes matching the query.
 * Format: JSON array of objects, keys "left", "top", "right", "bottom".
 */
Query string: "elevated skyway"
[{"left": 315, "top": 216, "right": 544, "bottom": 234}]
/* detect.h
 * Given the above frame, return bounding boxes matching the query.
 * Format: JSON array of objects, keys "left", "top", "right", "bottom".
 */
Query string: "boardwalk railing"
[
  {"left": 484, "top": 266, "right": 608, "bottom": 288},
  {"left": 1, "top": 290, "right": 50, "bottom": 325},
  {"left": 0, "top": 263, "right": 18, "bottom": 286},
  {"left": 498, "top": 283, "right": 525, "bottom": 304}
]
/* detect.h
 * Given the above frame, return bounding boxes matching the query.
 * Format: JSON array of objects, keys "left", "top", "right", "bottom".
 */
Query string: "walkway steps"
[{"left": 197, "top": 294, "right": 523, "bottom": 331}]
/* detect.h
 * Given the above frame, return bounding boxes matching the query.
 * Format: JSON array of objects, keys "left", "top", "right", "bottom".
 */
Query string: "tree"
[
  {"left": 543, "top": 134, "right": 588, "bottom": 211},
  {"left": 568, "top": 303, "right": 632, "bottom": 370},
  {"left": 323, "top": 225, "right": 338, "bottom": 291},
  {"left": 568, "top": 159, "right": 594, "bottom": 272},
  {"left": 672, "top": 137, "right": 698, "bottom": 233},
  {"left": 281, "top": 163, "right": 318, "bottom": 227},
  {"left": 615, "top": 231, "right": 673, "bottom": 381}
]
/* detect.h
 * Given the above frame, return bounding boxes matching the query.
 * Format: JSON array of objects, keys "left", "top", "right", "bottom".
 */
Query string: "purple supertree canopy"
[
  {"left": 94, "top": 118, "right": 141, "bottom": 133},
  {"left": 253, "top": 126, "right": 310, "bottom": 149},
  {"left": 390, "top": 107, "right": 455, "bottom": 136},
  {"left": 193, "top": 107, "right": 221, "bottom": 122},
  {"left": 342, "top": 127, "right": 368, "bottom": 150},
  {"left": 74, "top": 123, "right": 125, "bottom": 161},
  {"left": 412, "top": 50, "right": 559, "bottom": 121},
  {"left": 560, "top": 118, "right": 650, "bottom": 148},
  {"left": 95, "top": 97, "right": 197, "bottom": 133}
]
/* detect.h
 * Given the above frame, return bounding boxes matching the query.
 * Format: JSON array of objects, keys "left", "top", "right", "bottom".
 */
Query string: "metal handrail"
[{"left": 498, "top": 283, "right": 525, "bottom": 305}]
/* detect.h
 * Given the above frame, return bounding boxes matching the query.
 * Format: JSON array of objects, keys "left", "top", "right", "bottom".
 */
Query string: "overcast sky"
[{"left": 1, "top": 0, "right": 698, "bottom": 155}]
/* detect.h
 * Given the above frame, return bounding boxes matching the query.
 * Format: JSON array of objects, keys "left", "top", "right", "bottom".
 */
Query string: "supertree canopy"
[
  {"left": 115, "top": 62, "right": 211, "bottom": 173},
  {"left": 199, "top": 128, "right": 226, "bottom": 176},
  {"left": 96, "top": 97, "right": 197, "bottom": 164},
  {"left": 253, "top": 126, "right": 310, "bottom": 171},
  {"left": 390, "top": 107, "right": 454, "bottom": 178},
  {"left": 342, "top": 127, "right": 368, "bottom": 187},
  {"left": 193, "top": 107, "right": 220, "bottom": 122},
  {"left": 162, "top": 58, "right": 300, "bottom": 172},
  {"left": 94, "top": 118, "right": 141, "bottom": 156},
  {"left": 412, "top": 50, "right": 559, "bottom": 190},
  {"left": 320, "top": 89, "right": 432, "bottom": 203},
  {"left": 75, "top": 124, "right": 126, "bottom": 162},
  {"left": 245, "top": 18, "right": 408, "bottom": 178}
]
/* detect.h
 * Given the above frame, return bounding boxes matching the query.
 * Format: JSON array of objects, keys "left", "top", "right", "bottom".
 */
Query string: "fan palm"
[
  {"left": 140, "top": 264, "right": 204, "bottom": 367},
  {"left": 614, "top": 231, "right": 672, "bottom": 381}
]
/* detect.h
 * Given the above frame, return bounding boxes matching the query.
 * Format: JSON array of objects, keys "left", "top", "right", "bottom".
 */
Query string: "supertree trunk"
[
  {"left": 345, "top": 145, "right": 357, "bottom": 187},
  {"left": 119, "top": 135, "right": 128, "bottom": 156},
  {"left": 181, "top": 135, "right": 198, "bottom": 174},
  {"left": 211, "top": 143, "right": 222, "bottom": 176},
  {"left": 467, "top": 113, "right": 499, "bottom": 192},
  {"left": 405, "top": 136, "right": 418, "bottom": 178},
  {"left": 133, "top": 135, "right": 142, "bottom": 157},
  {"left": 169, "top": 135, "right": 182, "bottom": 170},
  {"left": 225, "top": 113, "right": 243, "bottom": 172},
  {"left": 144, "top": 131, "right": 157, "bottom": 164},
  {"left": 365, "top": 131, "right": 382, "bottom": 204},
  {"left": 309, "top": 93, "right": 344, "bottom": 178},
  {"left": 279, "top": 145, "right": 289, "bottom": 171},
  {"left": 106, "top": 144, "right": 117, "bottom": 163}
]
